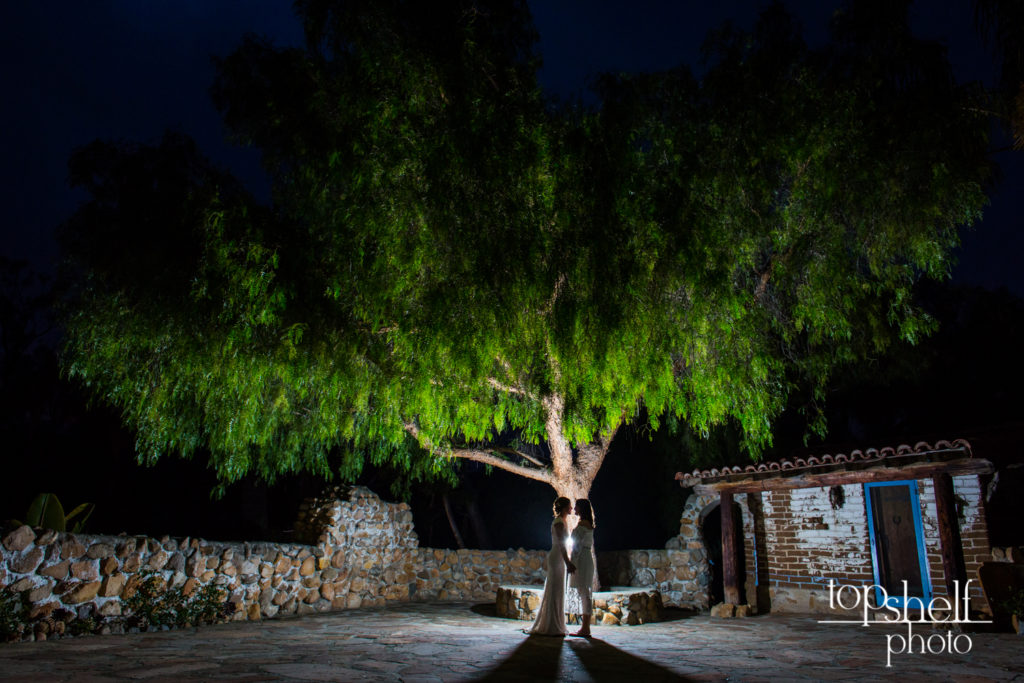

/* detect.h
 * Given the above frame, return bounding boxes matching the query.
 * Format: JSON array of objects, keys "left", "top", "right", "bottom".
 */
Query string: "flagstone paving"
[{"left": 0, "top": 602, "right": 1021, "bottom": 681}]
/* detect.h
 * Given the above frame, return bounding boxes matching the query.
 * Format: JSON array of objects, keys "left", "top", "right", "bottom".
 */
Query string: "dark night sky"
[
  {"left": 1, "top": 1, "right": 1021, "bottom": 548},
  {"left": 1, "top": 0, "right": 1021, "bottom": 295}
]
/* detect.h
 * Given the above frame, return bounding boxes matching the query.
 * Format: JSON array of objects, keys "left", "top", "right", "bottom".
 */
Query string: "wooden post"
[
  {"left": 932, "top": 473, "right": 967, "bottom": 598},
  {"left": 749, "top": 491, "right": 771, "bottom": 613},
  {"left": 721, "top": 491, "right": 740, "bottom": 605}
]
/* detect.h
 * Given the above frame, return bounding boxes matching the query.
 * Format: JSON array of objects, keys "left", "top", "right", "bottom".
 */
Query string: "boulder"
[
  {"left": 99, "top": 601, "right": 123, "bottom": 617},
  {"left": 60, "top": 537, "right": 86, "bottom": 560},
  {"left": 147, "top": 550, "right": 169, "bottom": 570},
  {"left": 29, "top": 601, "right": 58, "bottom": 620},
  {"left": 35, "top": 530, "right": 58, "bottom": 546},
  {"left": 65, "top": 581, "right": 102, "bottom": 604},
  {"left": 710, "top": 602, "right": 736, "bottom": 618},
  {"left": 11, "top": 547, "right": 44, "bottom": 573},
  {"left": 3, "top": 525, "right": 35, "bottom": 552},
  {"left": 86, "top": 543, "right": 114, "bottom": 560},
  {"left": 39, "top": 560, "right": 69, "bottom": 580},
  {"left": 167, "top": 552, "right": 185, "bottom": 573},
  {"left": 70, "top": 560, "right": 98, "bottom": 582},
  {"left": 99, "top": 573, "right": 126, "bottom": 598},
  {"left": 27, "top": 582, "right": 53, "bottom": 603}
]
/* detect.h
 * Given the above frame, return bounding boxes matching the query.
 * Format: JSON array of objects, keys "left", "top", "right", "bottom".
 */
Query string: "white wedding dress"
[
  {"left": 529, "top": 517, "right": 568, "bottom": 635},
  {"left": 566, "top": 523, "right": 596, "bottom": 616}
]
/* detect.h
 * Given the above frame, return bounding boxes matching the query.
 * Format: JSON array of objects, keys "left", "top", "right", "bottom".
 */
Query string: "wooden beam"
[
  {"left": 692, "top": 458, "right": 993, "bottom": 496},
  {"left": 721, "top": 491, "right": 740, "bottom": 605},
  {"left": 933, "top": 472, "right": 967, "bottom": 599},
  {"left": 748, "top": 492, "right": 771, "bottom": 613}
]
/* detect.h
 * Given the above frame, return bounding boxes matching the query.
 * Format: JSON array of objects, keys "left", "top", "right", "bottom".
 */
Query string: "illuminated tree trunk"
[
  {"left": 543, "top": 392, "right": 616, "bottom": 502},
  {"left": 409, "top": 390, "right": 617, "bottom": 503}
]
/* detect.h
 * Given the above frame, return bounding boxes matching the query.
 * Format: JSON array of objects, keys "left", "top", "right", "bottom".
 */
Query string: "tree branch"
[
  {"left": 541, "top": 392, "right": 573, "bottom": 482},
  {"left": 578, "top": 421, "right": 623, "bottom": 485},
  {"left": 487, "top": 377, "right": 531, "bottom": 397},
  {"left": 404, "top": 421, "right": 553, "bottom": 485},
  {"left": 488, "top": 446, "right": 546, "bottom": 468},
  {"left": 489, "top": 357, "right": 536, "bottom": 400},
  {"left": 449, "top": 447, "right": 554, "bottom": 485}
]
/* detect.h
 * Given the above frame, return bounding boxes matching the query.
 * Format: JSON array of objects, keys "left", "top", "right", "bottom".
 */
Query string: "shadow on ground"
[
  {"left": 476, "top": 634, "right": 690, "bottom": 681},
  {"left": 659, "top": 607, "right": 703, "bottom": 623},
  {"left": 471, "top": 603, "right": 704, "bottom": 623},
  {"left": 568, "top": 637, "right": 691, "bottom": 681},
  {"left": 471, "top": 603, "right": 498, "bottom": 618}
]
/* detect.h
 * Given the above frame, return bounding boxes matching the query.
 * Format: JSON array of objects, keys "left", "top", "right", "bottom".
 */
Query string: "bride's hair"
[
  {"left": 574, "top": 499, "right": 596, "bottom": 529},
  {"left": 553, "top": 497, "right": 572, "bottom": 516}
]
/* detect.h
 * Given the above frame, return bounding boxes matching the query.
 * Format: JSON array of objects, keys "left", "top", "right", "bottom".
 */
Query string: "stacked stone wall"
[
  {"left": 414, "top": 547, "right": 547, "bottom": 601},
  {"left": 597, "top": 549, "right": 707, "bottom": 610},
  {"left": 673, "top": 492, "right": 755, "bottom": 611},
  {"left": 2, "top": 486, "right": 643, "bottom": 640}
]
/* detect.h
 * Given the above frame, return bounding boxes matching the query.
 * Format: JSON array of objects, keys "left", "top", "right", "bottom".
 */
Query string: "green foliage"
[
  {"left": 0, "top": 586, "right": 27, "bottom": 640},
  {"left": 66, "top": 616, "right": 98, "bottom": 636},
  {"left": 15, "top": 493, "right": 94, "bottom": 533},
  {"left": 1002, "top": 588, "right": 1024, "bottom": 617},
  {"left": 58, "top": 1, "right": 993, "bottom": 493},
  {"left": 122, "top": 571, "right": 229, "bottom": 629}
]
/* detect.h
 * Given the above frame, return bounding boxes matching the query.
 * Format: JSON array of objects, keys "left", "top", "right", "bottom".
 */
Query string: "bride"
[
  {"left": 567, "top": 499, "right": 597, "bottom": 637},
  {"left": 529, "top": 496, "right": 576, "bottom": 635}
]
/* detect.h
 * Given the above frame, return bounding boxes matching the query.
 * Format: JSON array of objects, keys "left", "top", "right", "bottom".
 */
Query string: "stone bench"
[{"left": 495, "top": 585, "right": 664, "bottom": 626}]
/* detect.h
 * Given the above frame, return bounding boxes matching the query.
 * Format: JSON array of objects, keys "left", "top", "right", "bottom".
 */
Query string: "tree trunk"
[
  {"left": 543, "top": 392, "right": 618, "bottom": 503},
  {"left": 409, "top": 391, "right": 619, "bottom": 506},
  {"left": 441, "top": 494, "right": 466, "bottom": 549}
]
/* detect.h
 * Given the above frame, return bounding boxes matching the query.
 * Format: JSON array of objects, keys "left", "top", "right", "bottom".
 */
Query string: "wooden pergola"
[{"left": 674, "top": 440, "right": 994, "bottom": 606}]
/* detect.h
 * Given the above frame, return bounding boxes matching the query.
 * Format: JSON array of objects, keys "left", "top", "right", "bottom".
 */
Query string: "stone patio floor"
[{"left": 0, "top": 602, "right": 1021, "bottom": 682}]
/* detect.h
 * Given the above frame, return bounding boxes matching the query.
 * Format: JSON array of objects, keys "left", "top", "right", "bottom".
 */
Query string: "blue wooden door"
[{"left": 864, "top": 481, "right": 932, "bottom": 608}]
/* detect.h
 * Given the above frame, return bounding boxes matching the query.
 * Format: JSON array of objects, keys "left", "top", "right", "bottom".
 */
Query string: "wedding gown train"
[{"left": 529, "top": 517, "right": 568, "bottom": 635}]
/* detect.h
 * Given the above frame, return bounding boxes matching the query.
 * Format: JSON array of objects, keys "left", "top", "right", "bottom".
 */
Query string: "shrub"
[
  {"left": 0, "top": 586, "right": 27, "bottom": 641},
  {"left": 123, "top": 571, "right": 230, "bottom": 629},
  {"left": 1002, "top": 588, "right": 1024, "bottom": 618}
]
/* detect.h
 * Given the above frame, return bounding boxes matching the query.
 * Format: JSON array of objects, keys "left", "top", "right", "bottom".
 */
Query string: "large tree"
[{"left": 60, "top": 0, "right": 990, "bottom": 500}]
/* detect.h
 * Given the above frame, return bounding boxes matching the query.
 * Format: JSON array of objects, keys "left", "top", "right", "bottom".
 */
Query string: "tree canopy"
[{"left": 60, "top": 0, "right": 991, "bottom": 499}]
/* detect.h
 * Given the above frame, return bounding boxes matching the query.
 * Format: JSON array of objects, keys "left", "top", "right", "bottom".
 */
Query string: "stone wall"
[
  {"left": 0, "top": 487, "right": 587, "bottom": 640},
  {"left": 675, "top": 492, "right": 752, "bottom": 611},
  {"left": 598, "top": 549, "right": 708, "bottom": 610},
  {"left": 496, "top": 585, "right": 664, "bottom": 625},
  {"left": 2, "top": 486, "right": 714, "bottom": 641}
]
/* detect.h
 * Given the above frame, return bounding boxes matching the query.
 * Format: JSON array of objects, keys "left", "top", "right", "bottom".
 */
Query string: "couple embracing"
[{"left": 529, "top": 496, "right": 597, "bottom": 638}]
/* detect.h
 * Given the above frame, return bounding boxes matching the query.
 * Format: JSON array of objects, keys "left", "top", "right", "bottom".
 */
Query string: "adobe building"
[{"left": 675, "top": 439, "right": 996, "bottom": 616}]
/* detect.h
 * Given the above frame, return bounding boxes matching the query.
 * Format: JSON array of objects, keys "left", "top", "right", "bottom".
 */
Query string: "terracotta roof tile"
[{"left": 674, "top": 438, "right": 973, "bottom": 487}]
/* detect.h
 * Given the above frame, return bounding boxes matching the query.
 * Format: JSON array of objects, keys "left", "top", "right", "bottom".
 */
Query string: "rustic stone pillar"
[
  {"left": 932, "top": 473, "right": 967, "bottom": 598},
  {"left": 721, "top": 491, "right": 740, "bottom": 605}
]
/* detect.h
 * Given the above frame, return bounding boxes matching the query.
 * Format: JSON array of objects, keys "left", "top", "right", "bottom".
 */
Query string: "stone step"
[{"left": 495, "top": 584, "right": 664, "bottom": 625}]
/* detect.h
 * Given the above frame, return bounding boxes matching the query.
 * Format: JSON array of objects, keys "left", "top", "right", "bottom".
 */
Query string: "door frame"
[{"left": 864, "top": 480, "right": 932, "bottom": 609}]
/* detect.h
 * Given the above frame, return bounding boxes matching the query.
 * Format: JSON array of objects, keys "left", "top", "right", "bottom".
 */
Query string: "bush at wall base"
[
  {"left": 0, "top": 586, "right": 27, "bottom": 642},
  {"left": 123, "top": 571, "right": 232, "bottom": 630}
]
